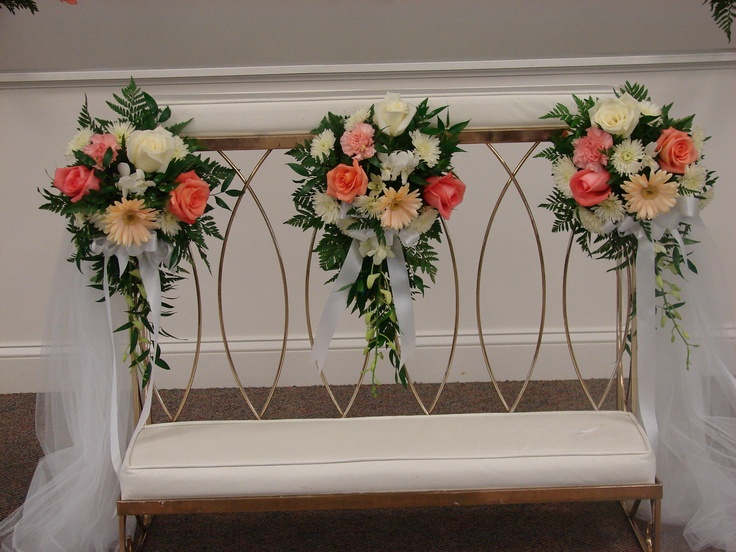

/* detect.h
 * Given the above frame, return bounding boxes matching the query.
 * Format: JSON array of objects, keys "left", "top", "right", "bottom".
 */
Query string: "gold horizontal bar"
[
  {"left": 118, "top": 482, "right": 662, "bottom": 516},
  {"left": 194, "top": 126, "right": 566, "bottom": 152}
]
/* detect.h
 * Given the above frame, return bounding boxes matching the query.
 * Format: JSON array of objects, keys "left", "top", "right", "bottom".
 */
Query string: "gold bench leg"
[
  {"left": 119, "top": 513, "right": 154, "bottom": 552},
  {"left": 622, "top": 499, "right": 660, "bottom": 552}
]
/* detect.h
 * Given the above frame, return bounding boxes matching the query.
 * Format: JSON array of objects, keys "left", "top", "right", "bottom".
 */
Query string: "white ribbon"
[
  {"left": 310, "top": 228, "right": 417, "bottom": 375},
  {"left": 612, "top": 196, "right": 700, "bottom": 450},
  {"left": 90, "top": 234, "right": 172, "bottom": 474}
]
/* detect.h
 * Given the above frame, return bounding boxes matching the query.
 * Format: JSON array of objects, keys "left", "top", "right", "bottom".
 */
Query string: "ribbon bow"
[
  {"left": 310, "top": 227, "right": 417, "bottom": 376},
  {"left": 612, "top": 196, "right": 700, "bottom": 450},
  {"left": 91, "top": 233, "right": 172, "bottom": 474}
]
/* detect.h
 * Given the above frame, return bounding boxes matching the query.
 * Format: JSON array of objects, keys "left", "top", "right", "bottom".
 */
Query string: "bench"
[{"left": 116, "top": 128, "right": 662, "bottom": 551}]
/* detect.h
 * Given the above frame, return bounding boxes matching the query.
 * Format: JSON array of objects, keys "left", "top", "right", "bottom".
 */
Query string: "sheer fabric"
[
  {"left": 652, "top": 223, "right": 736, "bottom": 551},
  {"left": 0, "top": 246, "right": 134, "bottom": 552}
]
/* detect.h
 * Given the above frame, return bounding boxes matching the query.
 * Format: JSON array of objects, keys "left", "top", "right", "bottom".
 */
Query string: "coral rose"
[
  {"left": 656, "top": 127, "right": 698, "bottom": 175},
  {"left": 168, "top": 171, "right": 210, "bottom": 224},
  {"left": 326, "top": 159, "right": 368, "bottom": 203},
  {"left": 569, "top": 169, "right": 611, "bottom": 207},
  {"left": 53, "top": 165, "right": 101, "bottom": 203},
  {"left": 422, "top": 173, "right": 466, "bottom": 220}
]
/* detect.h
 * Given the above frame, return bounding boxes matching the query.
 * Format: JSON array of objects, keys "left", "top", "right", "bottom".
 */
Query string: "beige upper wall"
[{"left": 1, "top": 0, "right": 734, "bottom": 73}]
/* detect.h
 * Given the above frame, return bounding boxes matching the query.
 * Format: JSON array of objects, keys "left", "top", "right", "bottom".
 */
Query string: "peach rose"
[
  {"left": 168, "top": 171, "right": 210, "bottom": 224},
  {"left": 82, "top": 133, "right": 119, "bottom": 169},
  {"left": 422, "top": 173, "right": 466, "bottom": 219},
  {"left": 656, "top": 127, "right": 698, "bottom": 174},
  {"left": 326, "top": 159, "right": 368, "bottom": 203},
  {"left": 569, "top": 169, "right": 611, "bottom": 207},
  {"left": 53, "top": 165, "right": 101, "bottom": 203}
]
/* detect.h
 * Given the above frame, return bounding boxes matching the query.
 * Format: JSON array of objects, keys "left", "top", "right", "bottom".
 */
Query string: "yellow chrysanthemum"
[
  {"left": 102, "top": 198, "right": 158, "bottom": 247},
  {"left": 621, "top": 170, "right": 679, "bottom": 220},
  {"left": 372, "top": 184, "right": 422, "bottom": 230}
]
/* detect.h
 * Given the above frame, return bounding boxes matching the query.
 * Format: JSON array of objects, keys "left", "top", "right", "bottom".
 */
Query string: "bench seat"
[{"left": 119, "top": 410, "right": 655, "bottom": 501}]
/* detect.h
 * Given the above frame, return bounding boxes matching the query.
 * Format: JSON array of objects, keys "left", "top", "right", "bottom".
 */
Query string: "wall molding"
[{"left": 2, "top": 52, "right": 735, "bottom": 89}]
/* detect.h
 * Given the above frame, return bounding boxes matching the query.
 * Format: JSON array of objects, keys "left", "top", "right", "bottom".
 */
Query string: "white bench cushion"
[{"left": 119, "top": 410, "right": 655, "bottom": 500}]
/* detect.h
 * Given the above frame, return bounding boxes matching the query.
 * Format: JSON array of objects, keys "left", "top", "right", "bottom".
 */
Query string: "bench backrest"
[{"left": 142, "top": 128, "right": 638, "bottom": 422}]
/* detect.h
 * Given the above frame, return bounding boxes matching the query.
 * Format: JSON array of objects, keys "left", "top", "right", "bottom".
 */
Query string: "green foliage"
[
  {"left": 286, "top": 95, "right": 468, "bottom": 390},
  {"left": 0, "top": 0, "right": 38, "bottom": 14},
  {"left": 536, "top": 82, "right": 718, "bottom": 369},
  {"left": 706, "top": 0, "right": 735, "bottom": 41},
  {"left": 39, "top": 78, "right": 239, "bottom": 381}
]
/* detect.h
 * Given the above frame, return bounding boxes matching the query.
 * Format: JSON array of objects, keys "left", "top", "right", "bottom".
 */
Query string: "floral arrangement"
[
  {"left": 287, "top": 93, "right": 468, "bottom": 387},
  {"left": 39, "top": 78, "right": 237, "bottom": 383},
  {"left": 537, "top": 82, "right": 717, "bottom": 366}
]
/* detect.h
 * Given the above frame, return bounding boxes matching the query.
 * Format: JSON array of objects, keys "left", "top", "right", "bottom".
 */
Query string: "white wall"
[{"left": 1, "top": 2, "right": 735, "bottom": 392}]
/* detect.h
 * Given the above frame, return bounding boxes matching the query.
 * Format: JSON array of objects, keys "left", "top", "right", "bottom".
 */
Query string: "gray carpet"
[{"left": 0, "top": 382, "right": 718, "bottom": 551}]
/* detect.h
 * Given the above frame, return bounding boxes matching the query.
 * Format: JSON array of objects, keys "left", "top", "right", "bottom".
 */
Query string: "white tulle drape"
[
  {"left": 648, "top": 222, "right": 736, "bottom": 551},
  {"left": 0, "top": 245, "right": 134, "bottom": 552}
]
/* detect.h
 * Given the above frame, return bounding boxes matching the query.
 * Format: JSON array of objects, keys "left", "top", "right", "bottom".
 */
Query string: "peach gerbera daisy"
[
  {"left": 373, "top": 184, "right": 422, "bottom": 230},
  {"left": 102, "top": 197, "right": 159, "bottom": 247},
  {"left": 621, "top": 170, "right": 679, "bottom": 220}
]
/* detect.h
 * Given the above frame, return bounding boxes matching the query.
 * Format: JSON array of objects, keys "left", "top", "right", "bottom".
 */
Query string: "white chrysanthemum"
[
  {"left": 344, "top": 107, "right": 371, "bottom": 131},
  {"left": 313, "top": 191, "right": 341, "bottom": 224},
  {"left": 611, "top": 138, "right": 644, "bottom": 176},
  {"left": 639, "top": 101, "right": 662, "bottom": 120},
  {"left": 578, "top": 207, "right": 606, "bottom": 234},
  {"left": 65, "top": 128, "right": 94, "bottom": 161},
  {"left": 171, "top": 135, "right": 189, "bottom": 160},
  {"left": 641, "top": 142, "right": 660, "bottom": 172},
  {"left": 158, "top": 211, "right": 181, "bottom": 237},
  {"left": 552, "top": 156, "right": 576, "bottom": 197},
  {"left": 406, "top": 207, "right": 439, "bottom": 235},
  {"left": 410, "top": 130, "right": 441, "bottom": 167},
  {"left": 89, "top": 212, "right": 107, "bottom": 232},
  {"left": 352, "top": 194, "right": 379, "bottom": 218},
  {"left": 691, "top": 126, "right": 706, "bottom": 155},
  {"left": 310, "top": 129, "right": 336, "bottom": 161},
  {"left": 679, "top": 164, "right": 707, "bottom": 192},
  {"left": 73, "top": 213, "right": 88, "bottom": 229},
  {"left": 699, "top": 187, "right": 715, "bottom": 211},
  {"left": 593, "top": 193, "right": 626, "bottom": 223},
  {"left": 108, "top": 121, "right": 135, "bottom": 145}
]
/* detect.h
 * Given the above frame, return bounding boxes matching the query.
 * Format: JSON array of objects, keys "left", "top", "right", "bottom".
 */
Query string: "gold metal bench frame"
[{"left": 118, "top": 127, "right": 662, "bottom": 551}]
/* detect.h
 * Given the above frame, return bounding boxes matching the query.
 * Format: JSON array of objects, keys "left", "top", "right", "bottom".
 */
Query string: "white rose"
[
  {"left": 126, "top": 126, "right": 176, "bottom": 173},
  {"left": 373, "top": 93, "right": 416, "bottom": 136},
  {"left": 589, "top": 93, "right": 641, "bottom": 138}
]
